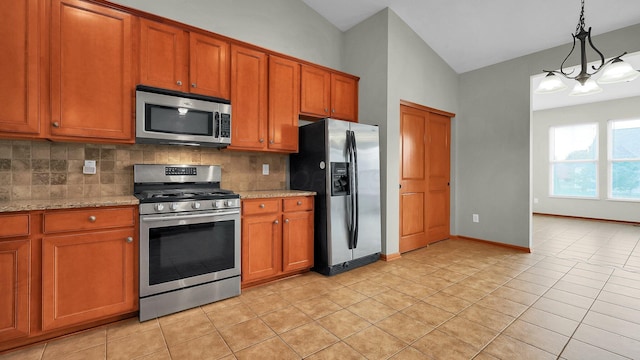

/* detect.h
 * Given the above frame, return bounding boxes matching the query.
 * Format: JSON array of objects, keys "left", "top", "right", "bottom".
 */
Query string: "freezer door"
[
  {"left": 350, "top": 122, "right": 382, "bottom": 259},
  {"left": 326, "top": 119, "right": 352, "bottom": 266}
]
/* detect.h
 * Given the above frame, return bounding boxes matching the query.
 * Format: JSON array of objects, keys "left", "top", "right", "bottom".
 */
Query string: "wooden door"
[
  {"left": 241, "top": 214, "right": 282, "bottom": 283},
  {"left": 268, "top": 56, "right": 299, "bottom": 152},
  {"left": 229, "top": 45, "right": 268, "bottom": 151},
  {"left": 189, "top": 33, "right": 229, "bottom": 99},
  {"left": 0, "top": 239, "right": 30, "bottom": 341},
  {"left": 50, "top": 0, "right": 133, "bottom": 142},
  {"left": 0, "top": 0, "right": 40, "bottom": 137},
  {"left": 42, "top": 229, "right": 136, "bottom": 331},
  {"left": 330, "top": 73, "right": 358, "bottom": 122},
  {"left": 139, "top": 19, "right": 188, "bottom": 92},
  {"left": 399, "top": 103, "right": 452, "bottom": 253},
  {"left": 426, "top": 113, "right": 451, "bottom": 242},
  {"left": 282, "top": 210, "right": 314, "bottom": 272},
  {"left": 300, "top": 64, "right": 330, "bottom": 118},
  {"left": 399, "top": 105, "right": 428, "bottom": 253}
]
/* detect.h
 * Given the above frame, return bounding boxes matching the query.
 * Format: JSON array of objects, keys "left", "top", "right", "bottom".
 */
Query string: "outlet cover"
[
  {"left": 262, "top": 164, "right": 269, "bottom": 175},
  {"left": 83, "top": 160, "right": 96, "bottom": 175},
  {"left": 472, "top": 214, "right": 479, "bottom": 223}
]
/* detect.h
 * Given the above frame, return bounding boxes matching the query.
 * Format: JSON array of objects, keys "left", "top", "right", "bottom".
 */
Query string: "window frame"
[
  {"left": 607, "top": 118, "right": 640, "bottom": 202},
  {"left": 549, "top": 123, "right": 599, "bottom": 199}
]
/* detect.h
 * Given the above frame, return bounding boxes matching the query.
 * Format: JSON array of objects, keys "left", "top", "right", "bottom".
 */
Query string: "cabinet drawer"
[
  {"left": 242, "top": 199, "right": 280, "bottom": 216},
  {"left": 283, "top": 197, "right": 313, "bottom": 212},
  {"left": 0, "top": 213, "right": 30, "bottom": 238},
  {"left": 43, "top": 207, "right": 135, "bottom": 234}
]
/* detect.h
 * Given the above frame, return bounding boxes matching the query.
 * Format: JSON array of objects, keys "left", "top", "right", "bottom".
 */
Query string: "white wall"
[
  {"left": 532, "top": 96, "right": 640, "bottom": 222},
  {"left": 110, "top": 0, "right": 344, "bottom": 70}
]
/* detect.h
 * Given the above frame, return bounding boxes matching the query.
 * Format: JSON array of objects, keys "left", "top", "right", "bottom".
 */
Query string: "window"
[
  {"left": 609, "top": 119, "right": 640, "bottom": 201},
  {"left": 550, "top": 123, "right": 598, "bottom": 198}
]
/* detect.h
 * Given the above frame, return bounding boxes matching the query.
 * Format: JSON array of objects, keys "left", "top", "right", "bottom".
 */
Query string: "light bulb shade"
[
  {"left": 597, "top": 59, "right": 640, "bottom": 84},
  {"left": 569, "top": 78, "right": 603, "bottom": 96},
  {"left": 535, "top": 73, "right": 568, "bottom": 94}
]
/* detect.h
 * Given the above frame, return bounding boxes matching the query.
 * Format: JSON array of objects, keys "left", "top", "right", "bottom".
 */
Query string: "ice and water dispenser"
[{"left": 330, "top": 162, "right": 350, "bottom": 196}]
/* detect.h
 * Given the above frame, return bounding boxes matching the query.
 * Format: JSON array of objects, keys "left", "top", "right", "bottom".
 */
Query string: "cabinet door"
[
  {"left": 300, "top": 64, "right": 330, "bottom": 118},
  {"left": 42, "top": 229, "right": 136, "bottom": 331},
  {"left": 0, "top": 240, "right": 30, "bottom": 341},
  {"left": 268, "top": 56, "right": 300, "bottom": 152},
  {"left": 330, "top": 73, "right": 358, "bottom": 122},
  {"left": 228, "top": 45, "right": 267, "bottom": 151},
  {"left": 282, "top": 210, "right": 314, "bottom": 273},
  {"left": 50, "top": 0, "right": 133, "bottom": 142},
  {"left": 0, "top": 0, "right": 40, "bottom": 137},
  {"left": 241, "top": 214, "right": 281, "bottom": 283},
  {"left": 140, "top": 19, "right": 188, "bottom": 92},
  {"left": 189, "top": 33, "right": 230, "bottom": 99}
]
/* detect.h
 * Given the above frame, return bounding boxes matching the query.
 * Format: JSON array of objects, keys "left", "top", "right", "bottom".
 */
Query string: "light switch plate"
[
  {"left": 83, "top": 160, "right": 97, "bottom": 175},
  {"left": 262, "top": 164, "right": 269, "bottom": 175}
]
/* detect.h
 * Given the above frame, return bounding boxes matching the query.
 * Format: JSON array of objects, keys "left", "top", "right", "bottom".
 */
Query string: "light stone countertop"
[
  {"left": 0, "top": 196, "right": 139, "bottom": 213},
  {"left": 237, "top": 190, "right": 316, "bottom": 199}
]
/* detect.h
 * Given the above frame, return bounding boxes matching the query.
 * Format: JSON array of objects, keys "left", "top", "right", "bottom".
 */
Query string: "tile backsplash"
[{"left": 0, "top": 140, "right": 287, "bottom": 202}]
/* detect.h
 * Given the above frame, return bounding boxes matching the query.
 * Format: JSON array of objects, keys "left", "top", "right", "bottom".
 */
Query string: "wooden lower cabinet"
[
  {"left": 41, "top": 229, "right": 136, "bottom": 331},
  {"left": 0, "top": 239, "right": 30, "bottom": 341},
  {"left": 241, "top": 196, "right": 314, "bottom": 286},
  {"left": 0, "top": 206, "right": 138, "bottom": 352}
]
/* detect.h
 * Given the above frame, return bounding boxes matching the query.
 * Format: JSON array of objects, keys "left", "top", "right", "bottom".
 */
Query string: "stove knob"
[
  {"left": 155, "top": 203, "right": 165, "bottom": 211},
  {"left": 170, "top": 203, "right": 179, "bottom": 211},
  {"left": 212, "top": 201, "right": 219, "bottom": 209},
  {"left": 192, "top": 202, "right": 201, "bottom": 210},
  {"left": 226, "top": 200, "right": 234, "bottom": 207}
]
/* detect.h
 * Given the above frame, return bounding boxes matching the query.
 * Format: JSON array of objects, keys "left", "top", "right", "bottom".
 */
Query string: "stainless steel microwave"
[{"left": 135, "top": 86, "right": 231, "bottom": 147}]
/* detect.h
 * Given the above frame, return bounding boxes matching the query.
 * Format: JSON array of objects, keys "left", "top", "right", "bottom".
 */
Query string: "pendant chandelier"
[{"left": 535, "top": 0, "right": 639, "bottom": 96}]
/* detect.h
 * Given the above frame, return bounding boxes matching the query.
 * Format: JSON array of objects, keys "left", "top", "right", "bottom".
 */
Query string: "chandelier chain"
[{"left": 576, "top": 0, "right": 585, "bottom": 34}]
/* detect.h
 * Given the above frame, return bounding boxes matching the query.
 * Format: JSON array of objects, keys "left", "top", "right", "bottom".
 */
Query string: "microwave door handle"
[{"left": 215, "top": 112, "right": 220, "bottom": 138}]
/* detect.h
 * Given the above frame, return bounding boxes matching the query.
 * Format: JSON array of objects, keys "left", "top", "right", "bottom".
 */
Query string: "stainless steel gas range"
[{"left": 133, "top": 164, "right": 240, "bottom": 321}]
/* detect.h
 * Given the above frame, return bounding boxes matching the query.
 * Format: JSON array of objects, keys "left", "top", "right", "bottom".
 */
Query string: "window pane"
[
  {"left": 611, "top": 161, "right": 640, "bottom": 199},
  {"left": 611, "top": 119, "right": 640, "bottom": 159},
  {"left": 552, "top": 162, "right": 597, "bottom": 197},
  {"left": 551, "top": 124, "right": 597, "bottom": 161}
]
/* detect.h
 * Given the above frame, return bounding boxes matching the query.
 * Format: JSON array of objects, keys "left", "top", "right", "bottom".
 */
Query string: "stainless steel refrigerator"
[{"left": 290, "top": 118, "right": 381, "bottom": 276}]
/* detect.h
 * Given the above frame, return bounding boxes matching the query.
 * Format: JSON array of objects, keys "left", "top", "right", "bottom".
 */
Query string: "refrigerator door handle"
[
  {"left": 351, "top": 130, "right": 359, "bottom": 249},
  {"left": 346, "top": 130, "right": 356, "bottom": 250}
]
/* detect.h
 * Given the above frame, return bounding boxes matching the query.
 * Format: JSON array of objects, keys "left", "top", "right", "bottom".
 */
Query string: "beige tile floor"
[{"left": 2, "top": 214, "right": 640, "bottom": 359}]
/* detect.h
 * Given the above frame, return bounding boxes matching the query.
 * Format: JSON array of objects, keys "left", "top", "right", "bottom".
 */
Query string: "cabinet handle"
[
  {"left": 88, "top": 215, "right": 96, "bottom": 222},
  {"left": 269, "top": 140, "right": 274, "bottom": 144},
  {"left": 52, "top": 121, "right": 60, "bottom": 128},
  {"left": 297, "top": 201, "right": 302, "bottom": 205},
  {"left": 192, "top": 83, "right": 197, "bottom": 88},
  {"left": 285, "top": 219, "right": 289, "bottom": 223},
  {"left": 274, "top": 219, "right": 279, "bottom": 224},
  {"left": 324, "top": 108, "right": 328, "bottom": 113},
  {"left": 259, "top": 138, "right": 264, "bottom": 143},
  {"left": 176, "top": 80, "right": 182, "bottom": 86},
  {"left": 126, "top": 236, "right": 133, "bottom": 243},
  {"left": 259, "top": 203, "right": 265, "bottom": 208}
]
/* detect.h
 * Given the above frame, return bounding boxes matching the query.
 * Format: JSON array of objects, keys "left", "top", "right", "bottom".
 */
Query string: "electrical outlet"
[
  {"left": 262, "top": 164, "right": 269, "bottom": 175},
  {"left": 83, "top": 160, "right": 96, "bottom": 175},
  {"left": 472, "top": 214, "right": 479, "bottom": 223}
]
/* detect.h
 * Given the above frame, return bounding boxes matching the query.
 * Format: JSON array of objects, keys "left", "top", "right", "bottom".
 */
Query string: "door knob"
[
  {"left": 285, "top": 219, "right": 289, "bottom": 223},
  {"left": 126, "top": 237, "right": 133, "bottom": 243},
  {"left": 176, "top": 80, "right": 182, "bottom": 86},
  {"left": 88, "top": 216, "right": 96, "bottom": 222},
  {"left": 274, "top": 219, "right": 279, "bottom": 224},
  {"left": 52, "top": 122, "right": 60, "bottom": 128},
  {"left": 259, "top": 204, "right": 265, "bottom": 208}
]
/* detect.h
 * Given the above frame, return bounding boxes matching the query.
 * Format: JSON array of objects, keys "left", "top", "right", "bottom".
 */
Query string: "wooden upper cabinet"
[
  {"left": 229, "top": 45, "right": 268, "bottom": 151},
  {"left": 331, "top": 73, "right": 358, "bottom": 121},
  {"left": 49, "top": 0, "right": 134, "bottom": 142},
  {"left": 300, "top": 64, "right": 358, "bottom": 122},
  {"left": 268, "top": 56, "right": 300, "bottom": 152},
  {"left": 0, "top": 0, "right": 41, "bottom": 137},
  {"left": 300, "top": 64, "right": 331, "bottom": 118},
  {"left": 189, "top": 33, "right": 230, "bottom": 99},
  {"left": 139, "top": 19, "right": 188, "bottom": 92}
]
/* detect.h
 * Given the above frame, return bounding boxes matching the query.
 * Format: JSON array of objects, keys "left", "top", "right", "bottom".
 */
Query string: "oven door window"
[
  {"left": 148, "top": 220, "right": 234, "bottom": 285},
  {"left": 145, "top": 104, "right": 213, "bottom": 136}
]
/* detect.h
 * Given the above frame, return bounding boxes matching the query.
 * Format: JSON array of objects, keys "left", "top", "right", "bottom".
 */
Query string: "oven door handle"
[{"left": 141, "top": 210, "right": 239, "bottom": 222}]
